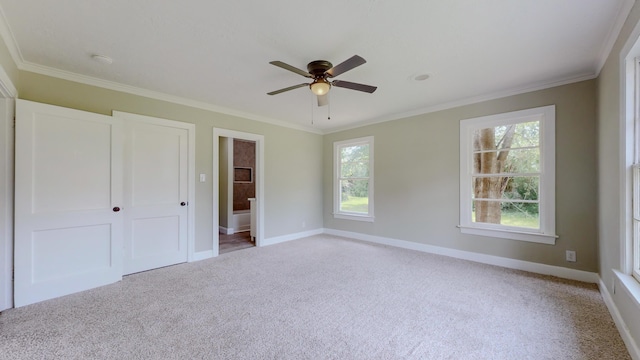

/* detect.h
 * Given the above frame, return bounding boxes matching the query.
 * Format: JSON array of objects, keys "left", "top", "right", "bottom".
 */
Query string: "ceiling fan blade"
[
  {"left": 267, "top": 83, "right": 308, "bottom": 95},
  {"left": 325, "top": 55, "right": 366, "bottom": 78},
  {"left": 269, "top": 61, "right": 313, "bottom": 78},
  {"left": 332, "top": 80, "right": 377, "bottom": 93},
  {"left": 317, "top": 94, "right": 329, "bottom": 107}
]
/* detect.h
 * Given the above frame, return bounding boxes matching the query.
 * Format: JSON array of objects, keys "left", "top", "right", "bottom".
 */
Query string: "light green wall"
[
  {"left": 324, "top": 80, "right": 598, "bottom": 271},
  {"left": 18, "top": 71, "right": 324, "bottom": 252},
  {"left": 597, "top": 0, "right": 640, "bottom": 349}
]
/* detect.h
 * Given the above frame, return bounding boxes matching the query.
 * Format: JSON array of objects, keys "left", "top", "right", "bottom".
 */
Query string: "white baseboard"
[
  {"left": 262, "top": 228, "right": 324, "bottom": 247},
  {"left": 219, "top": 226, "right": 234, "bottom": 235},
  {"left": 191, "top": 250, "right": 214, "bottom": 262},
  {"left": 323, "top": 228, "right": 599, "bottom": 283},
  {"left": 599, "top": 277, "right": 640, "bottom": 360}
]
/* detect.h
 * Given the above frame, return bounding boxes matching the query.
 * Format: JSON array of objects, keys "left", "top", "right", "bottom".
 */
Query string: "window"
[
  {"left": 459, "top": 105, "right": 556, "bottom": 244},
  {"left": 633, "top": 166, "right": 640, "bottom": 281},
  {"left": 334, "top": 136, "right": 374, "bottom": 222},
  {"left": 633, "top": 59, "right": 640, "bottom": 282}
]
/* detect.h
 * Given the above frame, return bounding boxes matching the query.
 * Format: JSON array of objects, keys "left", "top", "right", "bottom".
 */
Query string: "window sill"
[
  {"left": 613, "top": 270, "right": 640, "bottom": 311},
  {"left": 334, "top": 213, "right": 374, "bottom": 222},
  {"left": 457, "top": 225, "right": 557, "bottom": 245}
]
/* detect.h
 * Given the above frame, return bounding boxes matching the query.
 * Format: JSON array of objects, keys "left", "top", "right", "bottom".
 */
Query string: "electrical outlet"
[
  {"left": 566, "top": 250, "right": 576, "bottom": 262},
  {"left": 302, "top": 221, "right": 306, "bottom": 228}
]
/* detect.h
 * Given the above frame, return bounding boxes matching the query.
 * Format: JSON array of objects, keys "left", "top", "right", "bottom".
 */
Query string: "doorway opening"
[
  {"left": 212, "top": 129, "right": 264, "bottom": 256},
  {"left": 219, "top": 138, "right": 256, "bottom": 254}
]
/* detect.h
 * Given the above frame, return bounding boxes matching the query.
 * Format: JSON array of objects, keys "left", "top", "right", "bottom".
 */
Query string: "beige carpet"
[{"left": 0, "top": 235, "right": 630, "bottom": 359}]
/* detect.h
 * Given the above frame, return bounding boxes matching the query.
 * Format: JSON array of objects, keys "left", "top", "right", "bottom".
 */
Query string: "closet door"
[
  {"left": 14, "top": 100, "right": 123, "bottom": 307},
  {"left": 116, "top": 112, "right": 190, "bottom": 275}
]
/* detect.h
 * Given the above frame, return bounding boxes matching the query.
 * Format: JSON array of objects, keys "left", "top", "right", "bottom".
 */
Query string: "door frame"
[
  {"left": 213, "top": 128, "right": 264, "bottom": 255},
  {"left": 113, "top": 111, "right": 196, "bottom": 262},
  {"left": 0, "top": 66, "right": 16, "bottom": 311}
]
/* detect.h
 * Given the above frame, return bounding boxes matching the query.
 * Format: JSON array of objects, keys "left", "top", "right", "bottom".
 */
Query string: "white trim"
[
  {"left": 191, "top": 250, "right": 214, "bottom": 262},
  {"left": 333, "top": 213, "right": 375, "bottom": 222},
  {"left": 600, "top": 274, "right": 640, "bottom": 360},
  {"left": 0, "top": 97, "right": 14, "bottom": 311},
  {"left": 219, "top": 226, "right": 233, "bottom": 235},
  {"left": 213, "top": 128, "right": 265, "bottom": 256},
  {"left": 457, "top": 225, "right": 557, "bottom": 245},
  {"left": 262, "top": 228, "right": 324, "bottom": 247},
  {"left": 595, "top": 0, "right": 635, "bottom": 76},
  {"left": 226, "top": 139, "right": 234, "bottom": 237},
  {"left": 324, "top": 228, "right": 597, "bottom": 283},
  {"left": 199, "top": 228, "right": 322, "bottom": 259},
  {"left": 111, "top": 111, "right": 197, "bottom": 263},
  {"left": 614, "top": 269, "right": 640, "bottom": 312},
  {"left": 634, "top": 164, "right": 640, "bottom": 281},
  {"left": 333, "top": 136, "right": 375, "bottom": 221},
  {"left": 0, "top": 64, "right": 16, "bottom": 98},
  {"left": 459, "top": 105, "right": 556, "bottom": 244},
  {"left": 619, "top": 16, "right": 640, "bottom": 276}
]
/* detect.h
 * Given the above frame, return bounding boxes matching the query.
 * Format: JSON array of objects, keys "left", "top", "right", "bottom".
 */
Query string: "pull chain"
[{"left": 328, "top": 91, "right": 331, "bottom": 120}]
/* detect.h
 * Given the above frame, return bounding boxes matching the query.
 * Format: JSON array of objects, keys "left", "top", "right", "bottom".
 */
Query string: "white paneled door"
[
  {"left": 117, "top": 112, "right": 191, "bottom": 275},
  {"left": 14, "top": 100, "right": 123, "bottom": 307}
]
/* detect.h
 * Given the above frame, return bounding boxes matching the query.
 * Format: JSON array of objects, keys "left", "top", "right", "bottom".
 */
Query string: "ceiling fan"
[{"left": 267, "top": 55, "right": 377, "bottom": 106}]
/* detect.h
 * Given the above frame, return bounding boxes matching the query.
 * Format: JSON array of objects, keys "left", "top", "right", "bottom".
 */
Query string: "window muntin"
[
  {"left": 459, "top": 106, "right": 556, "bottom": 244},
  {"left": 334, "top": 137, "right": 374, "bottom": 221}
]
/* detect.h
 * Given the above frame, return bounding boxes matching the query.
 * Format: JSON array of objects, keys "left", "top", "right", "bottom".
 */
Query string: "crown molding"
[
  {"left": 595, "top": 0, "right": 635, "bottom": 75},
  {"left": 10, "top": 60, "right": 599, "bottom": 137},
  {"left": 0, "top": 8, "right": 323, "bottom": 134},
  {"left": 325, "top": 71, "right": 597, "bottom": 134},
  {"left": 0, "top": 63, "right": 16, "bottom": 98},
  {"left": 20, "top": 62, "right": 323, "bottom": 134}
]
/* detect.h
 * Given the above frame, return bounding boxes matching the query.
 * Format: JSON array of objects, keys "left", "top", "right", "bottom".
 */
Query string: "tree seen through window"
[{"left": 472, "top": 121, "right": 540, "bottom": 228}]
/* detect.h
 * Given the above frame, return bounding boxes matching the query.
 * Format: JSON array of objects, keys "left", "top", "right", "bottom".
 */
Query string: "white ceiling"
[{"left": 0, "top": 0, "right": 632, "bottom": 133}]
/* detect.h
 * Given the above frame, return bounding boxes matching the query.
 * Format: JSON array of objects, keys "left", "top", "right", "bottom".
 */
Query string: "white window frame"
[
  {"left": 632, "top": 165, "right": 640, "bottom": 281},
  {"left": 333, "top": 136, "right": 374, "bottom": 222},
  {"left": 459, "top": 105, "right": 557, "bottom": 244},
  {"left": 632, "top": 58, "right": 640, "bottom": 282}
]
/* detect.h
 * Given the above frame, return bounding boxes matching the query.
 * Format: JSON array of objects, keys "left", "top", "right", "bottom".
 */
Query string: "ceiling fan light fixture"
[{"left": 310, "top": 78, "right": 331, "bottom": 95}]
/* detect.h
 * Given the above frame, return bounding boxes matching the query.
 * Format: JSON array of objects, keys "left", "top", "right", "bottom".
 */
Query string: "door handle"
[
  {"left": 113, "top": 207, "right": 121, "bottom": 212},
  {"left": 180, "top": 202, "right": 187, "bottom": 206}
]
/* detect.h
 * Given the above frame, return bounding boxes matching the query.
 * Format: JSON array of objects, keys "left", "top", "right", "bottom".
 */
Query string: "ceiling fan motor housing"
[{"left": 307, "top": 60, "right": 333, "bottom": 78}]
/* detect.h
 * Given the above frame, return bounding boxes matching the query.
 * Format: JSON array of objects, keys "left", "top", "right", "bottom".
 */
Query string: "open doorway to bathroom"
[
  {"left": 212, "top": 128, "right": 264, "bottom": 256},
  {"left": 219, "top": 138, "right": 256, "bottom": 254}
]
